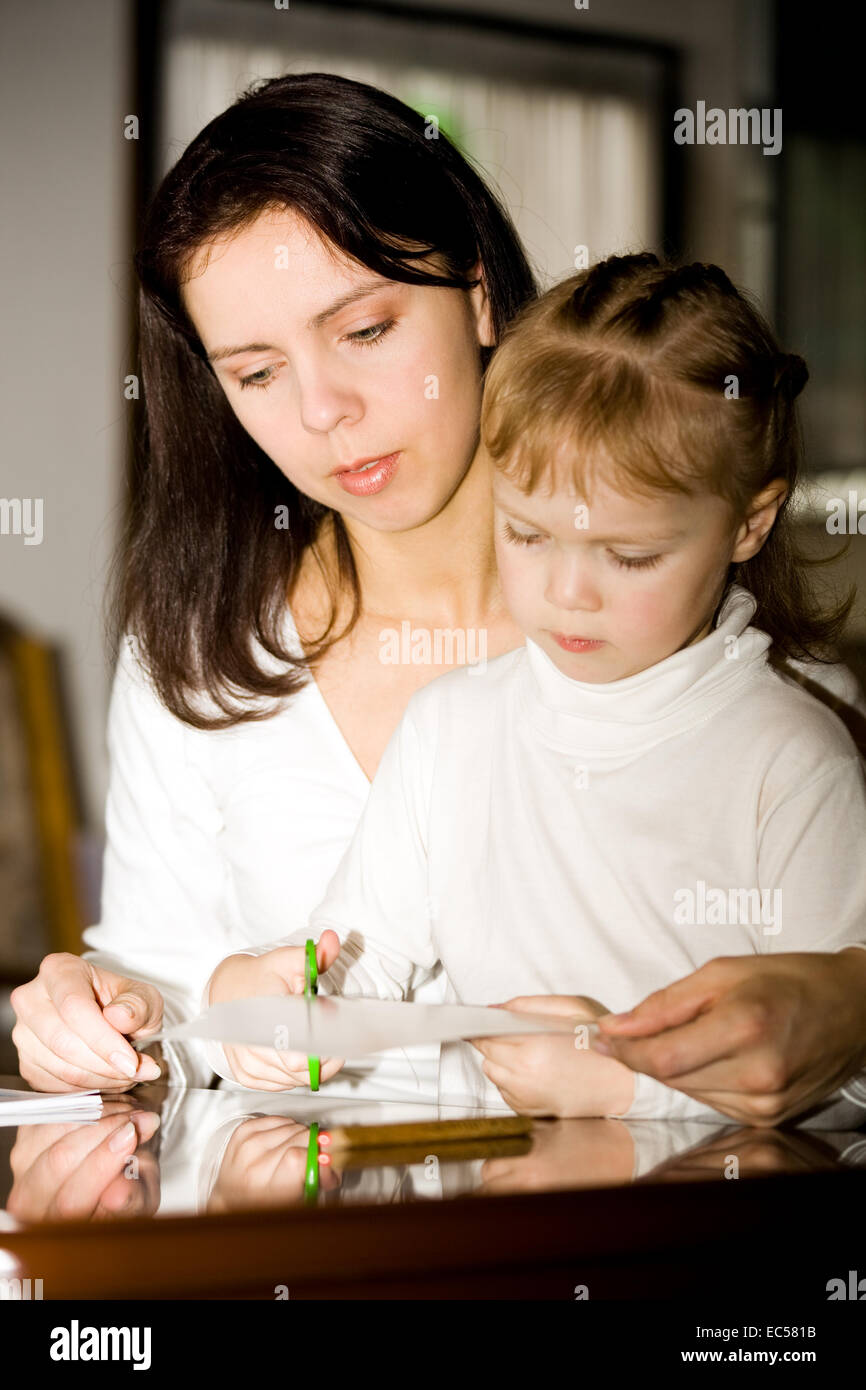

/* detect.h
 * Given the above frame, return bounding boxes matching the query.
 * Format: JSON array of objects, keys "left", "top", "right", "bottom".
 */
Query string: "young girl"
[{"left": 213, "top": 254, "right": 866, "bottom": 1124}]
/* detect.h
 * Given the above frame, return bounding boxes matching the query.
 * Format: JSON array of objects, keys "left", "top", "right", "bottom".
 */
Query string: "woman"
[{"left": 11, "top": 71, "right": 866, "bottom": 1125}]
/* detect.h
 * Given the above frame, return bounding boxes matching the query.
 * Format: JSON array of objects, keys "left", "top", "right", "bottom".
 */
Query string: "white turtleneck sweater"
[{"left": 293, "top": 586, "right": 866, "bottom": 1123}]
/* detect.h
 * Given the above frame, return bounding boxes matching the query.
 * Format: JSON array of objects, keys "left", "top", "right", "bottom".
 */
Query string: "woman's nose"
[{"left": 296, "top": 358, "right": 362, "bottom": 434}]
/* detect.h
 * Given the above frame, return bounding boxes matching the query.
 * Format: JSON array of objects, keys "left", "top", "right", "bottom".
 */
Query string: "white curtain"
[{"left": 161, "top": 37, "right": 659, "bottom": 288}]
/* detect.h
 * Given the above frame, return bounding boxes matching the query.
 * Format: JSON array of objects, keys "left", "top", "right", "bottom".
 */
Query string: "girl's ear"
[
  {"left": 467, "top": 259, "right": 496, "bottom": 348},
  {"left": 731, "top": 479, "right": 788, "bottom": 563}
]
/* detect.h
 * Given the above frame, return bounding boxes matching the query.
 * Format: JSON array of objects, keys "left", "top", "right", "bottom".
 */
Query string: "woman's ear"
[
  {"left": 467, "top": 259, "right": 496, "bottom": 348},
  {"left": 731, "top": 479, "right": 788, "bottom": 563}
]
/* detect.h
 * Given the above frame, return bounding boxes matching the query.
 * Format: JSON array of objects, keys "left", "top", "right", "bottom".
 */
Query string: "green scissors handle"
[
  {"left": 304, "top": 938, "right": 320, "bottom": 1092},
  {"left": 303, "top": 1122, "right": 320, "bottom": 1206}
]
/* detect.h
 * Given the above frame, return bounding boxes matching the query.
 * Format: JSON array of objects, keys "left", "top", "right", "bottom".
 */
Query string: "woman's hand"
[
  {"left": 11, "top": 954, "right": 163, "bottom": 1092},
  {"left": 205, "top": 931, "right": 346, "bottom": 1090},
  {"left": 470, "top": 994, "right": 637, "bottom": 1118},
  {"left": 594, "top": 949, "right": 866, "bottom": 1126},
  {"left": 8, "top": 1101, "right": 161, "bottom": 1223}
]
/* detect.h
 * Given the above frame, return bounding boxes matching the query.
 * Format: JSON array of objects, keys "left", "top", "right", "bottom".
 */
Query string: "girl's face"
[
  {"left": 493, "top": 466, "right": 752, "bottom": 683},
  {"left": 181, "top": 208, "right": 495, "bottom": 533}
]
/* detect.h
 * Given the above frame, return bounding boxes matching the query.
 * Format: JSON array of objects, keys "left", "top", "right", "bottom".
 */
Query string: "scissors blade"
[{"left": 134, "top": 995, "right": 600, "bottom": 1056}]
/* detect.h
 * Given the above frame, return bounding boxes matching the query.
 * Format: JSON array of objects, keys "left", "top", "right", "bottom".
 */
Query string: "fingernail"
[
  {"left": 137, "top": 1058, "right": 161, "bottom": 1081},
  {"left": 592, "top": 1040, "right": 613, "bottom": 1056},
  {"left": 605, "top": 1011, "right": 633, "bottom": 1023},
  {"left": 108, "top": 999, "right": 136, "bottom": 1018},
  {"left": 109, "top": 1120, "right": 137, "bottom": 1153},
  {"left": 110, "top": 1050, "right": 138, "bottom": 1079},
  {"left": 131, "top": 1111, "right": 160, "bottom": 1140}
]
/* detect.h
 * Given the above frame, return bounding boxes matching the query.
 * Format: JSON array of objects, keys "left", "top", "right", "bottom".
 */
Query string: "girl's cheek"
[{"left": 621, "top": 586, "right": 669, "bottom": 637}]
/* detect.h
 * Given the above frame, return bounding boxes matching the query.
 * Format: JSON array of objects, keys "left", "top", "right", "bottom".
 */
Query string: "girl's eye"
[
  {"left": 502, "top": 521, "right": 545, "bottom": 546},
  {"left": 237, "top": 319, "right": 397, "bottom": 391},
  {"left": 610, "top": 551, "right": 662, "bottom": 570}
]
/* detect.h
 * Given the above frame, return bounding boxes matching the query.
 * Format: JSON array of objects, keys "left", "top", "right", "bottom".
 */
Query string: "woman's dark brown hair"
[
  {"left": 114, "top": 71, "right": 538, "bottom": 727},
  {"left": 481, "top": 252, "right": 852, "bottom": 665}
]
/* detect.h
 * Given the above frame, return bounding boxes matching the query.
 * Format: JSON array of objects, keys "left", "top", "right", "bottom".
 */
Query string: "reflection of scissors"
[
  {"left": 303, "top": 1122, "right": 320, "bottom": 1206},
  {"left": 303, "top": 939, "right": 321, "bottom": 1206},
  {"left": 304, "top": 938, "right": 320, "bottom": 1092}
]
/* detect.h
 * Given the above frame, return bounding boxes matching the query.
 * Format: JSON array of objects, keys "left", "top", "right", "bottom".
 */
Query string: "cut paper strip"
[{"left": 135, "top": 995, "right": 599, "bottom": 1058}]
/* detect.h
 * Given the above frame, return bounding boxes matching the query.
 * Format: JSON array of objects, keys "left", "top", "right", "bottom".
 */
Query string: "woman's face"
[{"left": 181, "top": 208, "right": 495, "bottom": 532}]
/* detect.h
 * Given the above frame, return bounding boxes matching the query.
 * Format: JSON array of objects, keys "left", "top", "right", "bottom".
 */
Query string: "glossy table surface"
[{"left": 1, "top": 1072, "right": 864, "bottom": 1298}]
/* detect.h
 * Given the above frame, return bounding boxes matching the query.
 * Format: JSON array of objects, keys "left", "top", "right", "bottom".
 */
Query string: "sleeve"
[
  {"left": 617, "top": 758, "right": 866, "bottom": 1123},
  {"left": 610, "top": 1071, "right": 734, "bottom": 1123},
  {"left": 81, "top": 635, "right": 242, "bottom": 1089},
  {"left": 305, "top": 701, "right": 440, "bottom": 1000},
  {"left": 197, "top": 699, "right": 445, "bottom": 1086},
  {"left": 757, "top": 757, "right": 866, "bottom": 957}
]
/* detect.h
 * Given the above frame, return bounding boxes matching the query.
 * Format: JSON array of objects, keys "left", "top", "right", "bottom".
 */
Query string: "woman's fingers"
[
  {"left": 11, "top": 955, "right": 157, "bottom": 1086},
  {"left": 11, "top": 1016, "right": 142, "bottom": 1092},
  {"left": 597, "top": 964, "right": 726, "bottom": 1039},
  {"left": 100, "top": 979, "right": 164, "bottom": 1040},
  {"left": 46, "top": 1116, "right": 148, "bottom": 1222}
]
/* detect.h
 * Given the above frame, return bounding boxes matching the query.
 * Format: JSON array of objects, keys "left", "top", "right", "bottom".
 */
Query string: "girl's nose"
[{"left": 544, "top": 554, "right": 601, "bottom": 612}]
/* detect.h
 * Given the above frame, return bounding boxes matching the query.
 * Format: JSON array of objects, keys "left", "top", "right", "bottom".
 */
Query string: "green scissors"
[
  {"left": 304, "top": 937, "right": 320, "bottom": 1092},
  {"left": 303, "top": 938, "right": 321, "bottom": 1205}
]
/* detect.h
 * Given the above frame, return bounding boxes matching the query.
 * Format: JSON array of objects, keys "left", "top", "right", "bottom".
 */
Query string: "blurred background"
[{"left": 0, "top": 0, "right": 864, "bottom": 1061}]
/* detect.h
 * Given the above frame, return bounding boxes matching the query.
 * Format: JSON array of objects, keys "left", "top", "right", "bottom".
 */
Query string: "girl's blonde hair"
[{"left": 481, "top": 252, "right": 852, "bottom": 663}]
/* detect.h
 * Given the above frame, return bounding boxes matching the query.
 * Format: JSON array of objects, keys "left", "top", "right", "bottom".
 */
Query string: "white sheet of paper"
[
  {"left": 0, "top": 1087, "right": 103, "bottom": 1126},
  {"left": 139, "top": 995, "right": 598, "bottom": 1057}
]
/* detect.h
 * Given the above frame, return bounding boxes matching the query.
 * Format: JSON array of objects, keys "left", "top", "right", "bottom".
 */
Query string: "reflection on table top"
[
  {"left": 2, "top": 1075, "right": 865, "bottom": 1299},
  {"left": 1, "top": 1073, "right": 865, "bottom": 1228}
]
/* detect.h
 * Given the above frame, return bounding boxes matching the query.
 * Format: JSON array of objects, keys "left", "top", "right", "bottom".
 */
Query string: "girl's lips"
[
  {"left": 334, "top": 452, "right": 400, "bottom": 496},
  {"left": 552, "top": 633, "right": 605, "bottom": 652}
]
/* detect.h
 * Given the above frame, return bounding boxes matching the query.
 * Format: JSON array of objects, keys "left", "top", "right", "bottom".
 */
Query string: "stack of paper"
[{"left": 0, "top": 1087, "right": 103, "bottom": 1126}]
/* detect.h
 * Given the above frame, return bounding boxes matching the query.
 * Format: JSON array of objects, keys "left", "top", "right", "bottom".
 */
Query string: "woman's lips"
[
  {"left": 551, "top": 633, "right": 605, "bottom": 652},
  {"left": 333, "top": 452, "right": 400, "bottom": 496}
]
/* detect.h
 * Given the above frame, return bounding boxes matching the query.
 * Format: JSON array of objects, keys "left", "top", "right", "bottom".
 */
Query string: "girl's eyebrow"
[{"left": 206, "top": 277, "right": 396, "bottom": 363}]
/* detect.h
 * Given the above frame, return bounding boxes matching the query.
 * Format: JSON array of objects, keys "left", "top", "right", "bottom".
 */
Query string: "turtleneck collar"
[{"left": 516, "top": 584, "right": 771, "bottom": 760}]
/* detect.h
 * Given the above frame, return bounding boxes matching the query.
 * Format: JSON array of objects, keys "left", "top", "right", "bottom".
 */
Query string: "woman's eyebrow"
[{"left": 206, "top": 277, "right": 395, "bottom": 363}]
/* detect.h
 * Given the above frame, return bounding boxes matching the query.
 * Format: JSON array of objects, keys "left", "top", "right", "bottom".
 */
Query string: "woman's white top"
[{"left": 295, "top": 585, "right": 866, "bottom": 1123}]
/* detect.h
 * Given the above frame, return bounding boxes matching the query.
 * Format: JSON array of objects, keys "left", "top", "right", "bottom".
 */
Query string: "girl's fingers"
[{"left": 316, "top": 930, "right": 341, "bottom": 972}]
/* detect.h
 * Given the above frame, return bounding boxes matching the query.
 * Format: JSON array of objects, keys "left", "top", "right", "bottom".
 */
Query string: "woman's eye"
[
  {"left": 238, "top": 365, "right": 277, "bottom": 391},
  {"left": 347, "top": 318, "right": 397, "bottom": 347},
  {"left": 502, "top": 521, "right": 545, "bottom": 546},
  {"left": 238, "top": 319, "right": 397, "bottom": 391},
  {"left": 610, "top": 551, "right": 662, "bottom": 570}
]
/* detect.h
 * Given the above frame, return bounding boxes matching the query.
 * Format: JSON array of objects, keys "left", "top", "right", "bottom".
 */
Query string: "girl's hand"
[
  {"left": 207, "top": 1115, "right": 341, "bottom": 1212},
  {"left": 205, "top": 931, "right": 346, "bottom": 1090},
  {"left": 10, "top": 954, "right": 163, "bottom": 1092},
  {"left": 593, "top": 949, "right": 866, "bottom": 1126},
  {"left": 469, "top": 994, "right": 636, "bottom": 1118}
]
